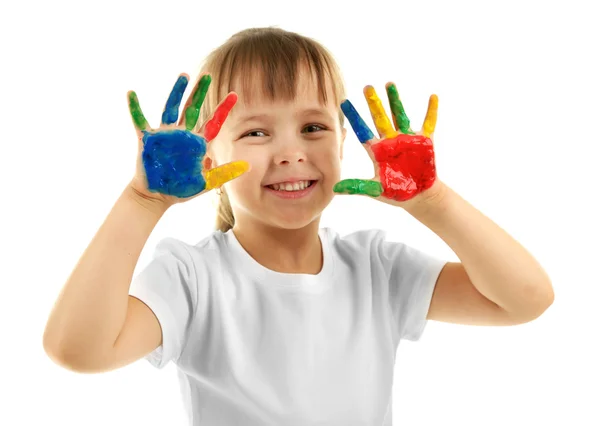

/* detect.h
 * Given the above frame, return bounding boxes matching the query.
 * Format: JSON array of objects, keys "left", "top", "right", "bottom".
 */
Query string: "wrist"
[
  {"left": 124, "top": 184, "right": 171, "bottom": 217},
  {"left": 403, "top": 179, "right": 449, "bottom": 218}
]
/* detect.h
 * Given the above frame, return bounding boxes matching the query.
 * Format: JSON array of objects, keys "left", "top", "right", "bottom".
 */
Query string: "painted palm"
[
  {"left": 334, "top": 83, "right": 438, "bottom": 205},
  {"left": 128, "top": 74, "right": 248, "bottom": 199}
]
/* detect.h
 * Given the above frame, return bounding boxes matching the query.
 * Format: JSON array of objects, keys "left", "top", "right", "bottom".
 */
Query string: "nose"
[{"left": 273, "top": 148, "right": 307, "bottom": 165}]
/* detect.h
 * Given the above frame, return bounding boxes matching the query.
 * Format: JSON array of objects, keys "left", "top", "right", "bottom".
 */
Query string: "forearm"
[
  {"left": 405, "top": 180, "right": 554, "bottom": 317},
  {"left": 43, "top": 184, "right": 169, "bottom": 363}
]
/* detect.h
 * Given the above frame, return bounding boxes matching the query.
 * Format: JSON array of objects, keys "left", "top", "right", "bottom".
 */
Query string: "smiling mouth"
[{"left": 265, "top": 180, "right": 317, "bottom": 192}]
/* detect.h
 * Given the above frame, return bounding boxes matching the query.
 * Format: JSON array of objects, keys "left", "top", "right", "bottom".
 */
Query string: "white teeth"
[{"left": 268, "top": 180, "right": 312, "bottom": 191}]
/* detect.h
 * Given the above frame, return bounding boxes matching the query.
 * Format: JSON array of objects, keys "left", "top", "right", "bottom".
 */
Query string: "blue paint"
[
  {"left": 341, "top": 99, "right": 374, "bottom": 143},
  {"left": 161, "top": 75, "right": 189, "bottom": 125},
  {"left": 142, "top": 129, "right": 207, "bottom": 198}
]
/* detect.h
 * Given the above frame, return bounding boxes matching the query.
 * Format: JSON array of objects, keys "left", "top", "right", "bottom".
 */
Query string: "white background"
[{"left": 1, "top": 0, "right": 598, "bottom": 424}]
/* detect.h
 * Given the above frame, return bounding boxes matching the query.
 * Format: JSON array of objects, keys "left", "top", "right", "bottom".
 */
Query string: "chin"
[
  {"left": 267, "top": 210, "right": 321, "bottom": 230},
  {"left": 232, "top": 184, "right": 335, "bottom": 230}
]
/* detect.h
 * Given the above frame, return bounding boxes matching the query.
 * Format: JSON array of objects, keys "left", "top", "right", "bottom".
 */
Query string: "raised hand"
[
  {"left": 333, "top": 83, "right": 438, "bottom": 207},
  {"left": 128, "top": 73, "right": 249, "bottom": 205}
]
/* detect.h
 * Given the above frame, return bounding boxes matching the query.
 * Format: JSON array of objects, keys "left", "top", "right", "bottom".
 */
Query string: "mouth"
[{"left": 263, "top": 180, "right": 318, "bottom": 199}]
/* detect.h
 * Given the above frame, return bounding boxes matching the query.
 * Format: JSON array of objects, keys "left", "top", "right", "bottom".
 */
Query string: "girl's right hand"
[{"left": 127, "top": 73, "right": 249, "bottom": 208}]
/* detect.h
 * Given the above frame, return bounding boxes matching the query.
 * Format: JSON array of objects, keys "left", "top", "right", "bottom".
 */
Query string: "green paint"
[
  {"left": 333, "top": 179, "right": 383, "bottom": 197},
  {"left": 128, "top": 91, "right": 149, "bottom": 131},
  {"left": 185, "top": 74, "right": 211, "bottom": 130},
  {"left": 386, "top": 84, "right": 414, "bottom": 135}
]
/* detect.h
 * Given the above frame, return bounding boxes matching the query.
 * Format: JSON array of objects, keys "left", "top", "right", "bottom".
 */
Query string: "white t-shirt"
[{"left": 129, "top": 228, "right": 447, "bottom": 426}]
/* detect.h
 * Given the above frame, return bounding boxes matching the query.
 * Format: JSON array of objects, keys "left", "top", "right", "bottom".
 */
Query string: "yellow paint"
[
  {"left": 364, "top": 86, "right": 398, "bottom": 140},
  {"left": 205, "top": 161, "right": 249, "bottom": 190},
  {"left": 422, "top": 94, "right": 438, "bottom": 138}
]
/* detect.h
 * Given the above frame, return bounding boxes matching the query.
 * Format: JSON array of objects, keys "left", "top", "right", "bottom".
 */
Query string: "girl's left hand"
[{"left": 333, "top": 83, "right": 442, "bottom": 209}]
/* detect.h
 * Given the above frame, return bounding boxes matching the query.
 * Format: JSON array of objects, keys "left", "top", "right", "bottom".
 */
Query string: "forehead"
[{"left": 225, "top": 64, "right": 339, "bottom": 116}]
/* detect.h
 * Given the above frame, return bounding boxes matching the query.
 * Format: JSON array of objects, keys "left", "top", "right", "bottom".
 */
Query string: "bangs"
[
  {"left": 222, "top": 42, "right": 336, "bottom": 105},
  {"left": 199, "top": 29, "right": 345, "bottom": 124}
]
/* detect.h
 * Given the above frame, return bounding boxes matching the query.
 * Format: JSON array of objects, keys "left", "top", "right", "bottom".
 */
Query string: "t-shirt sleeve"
[
  {"left": 128, "top": 238, "right": 197, "bottom": 369},
  {"left": 376, "top": 232, "right": 447, "bottom": 342}
]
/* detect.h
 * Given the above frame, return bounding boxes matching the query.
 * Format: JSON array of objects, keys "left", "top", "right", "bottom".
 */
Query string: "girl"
[{"left": 43, "top": 27, "right": 554, "bottom": 425}]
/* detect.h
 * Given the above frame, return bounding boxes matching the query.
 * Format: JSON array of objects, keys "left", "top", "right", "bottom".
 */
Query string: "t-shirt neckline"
[{"left": 222, "top": 228, "right": 335, "bottom": 293}]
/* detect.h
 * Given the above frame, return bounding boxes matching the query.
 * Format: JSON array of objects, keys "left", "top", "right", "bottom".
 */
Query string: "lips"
[
  {"left": 266, "top": 180, "right": 316, "bottom": 192},
  {"left": 263, "top": 177, "right": 317, "bottom": 186},
  {"left": 263, "top": 179, "right": 319, "bottom": 199}
]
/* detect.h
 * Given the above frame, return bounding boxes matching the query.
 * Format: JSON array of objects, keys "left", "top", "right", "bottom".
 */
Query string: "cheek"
[
  {"left": 329, "top": 158, "right": 342, "bottom": 183},
  {"left": 222, "top": 147, "right": 268, "bottom": 199},
  {"left": 206, "top": 137, "right": 231, "bottom": 168},
  {"left": 313, "top": 140, "right": 342, "bottom": 179}
]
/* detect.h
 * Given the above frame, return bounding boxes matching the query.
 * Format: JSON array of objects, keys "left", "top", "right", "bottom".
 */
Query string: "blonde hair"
[{"left": 197, "top": 27, "right": 346, "bottom": 232}]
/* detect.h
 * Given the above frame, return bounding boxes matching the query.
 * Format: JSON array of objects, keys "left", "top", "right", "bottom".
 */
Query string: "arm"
[
  {"left": 334, "top": 84, "right": 553, "bottom": 326},
  {"left": 407, "top": 180, "right": 554, "bottom": 324},
  {"left": 43, "top": 184, "right": 169, "bottom": 372}
]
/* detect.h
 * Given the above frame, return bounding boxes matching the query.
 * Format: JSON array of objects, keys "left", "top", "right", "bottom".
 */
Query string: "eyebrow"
[
  {"left": 232, "top": 108, "right": 332, "bottom": 125},
  {"left": 232, "top": 113, "right": 273, "bottom": 124}
]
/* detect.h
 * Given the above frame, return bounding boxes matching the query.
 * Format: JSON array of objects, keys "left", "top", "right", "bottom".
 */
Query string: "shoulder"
[
  {"left": 324, "top": 227, "right": 387, "bottom": 246},
  {"left": 323, "top": 227, "right": 388, "bottom": 258},
  {"left": 324, "top": 227, "right": 386, "bottom": 241},
  {"left": 155, "top": 230, "right": 227, "bottom": 252},
  {"left": 151, "top": 231, "right": 229, "bottom": 272},
  {"left": 323, "top": 227, "right": 440, "bottom": 268}
]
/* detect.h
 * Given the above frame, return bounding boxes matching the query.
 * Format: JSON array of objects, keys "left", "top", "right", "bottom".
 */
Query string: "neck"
[{"left": 232, "top": 217, "right": 323, "bottom": 274}]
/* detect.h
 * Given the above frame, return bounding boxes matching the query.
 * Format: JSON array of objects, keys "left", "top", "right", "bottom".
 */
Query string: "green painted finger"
[
  {"left": 333, "top": 179, "right": 383, "bottom": 197},
  {"left": 386, "top": 83, "right": 414, "bottom": 135},
  {"left": 128, "top": 91, "right": 149, "bottom": 131},
  {"left": 185, "top": 74, "right": 212, "bottom": 131}
]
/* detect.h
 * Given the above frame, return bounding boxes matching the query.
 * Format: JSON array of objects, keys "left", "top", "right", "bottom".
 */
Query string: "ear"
[
  {"left": 339, "top": 127, "right": 347, "bottom": 160},
  {"left": 202, "top": 146, "right": 215, "bottom": 171},
  {"left": 202, "top": 156, "right": 213, "bottom": 170}
]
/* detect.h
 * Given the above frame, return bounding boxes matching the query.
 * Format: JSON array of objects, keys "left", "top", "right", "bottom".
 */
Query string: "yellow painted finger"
[
  {"left": 204, "top": 161, "right": 250, "bottom": 190},
  {"left": 422, "top": 94, "right": 438, "bottom": 138},
  {"left": 364, "top": 86, "right": 398, "bottom": 139}
]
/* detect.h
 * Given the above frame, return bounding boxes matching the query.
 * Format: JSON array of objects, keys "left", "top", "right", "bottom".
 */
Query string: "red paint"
[
  {"left": 263, "top": 181, "right": 319, "bottom": 200},
  {"left": 204, "top": 93, "right": 238, "bottom": 141},
  {"left": 370, "top": 133, "right": 436, "bottom": 202}
]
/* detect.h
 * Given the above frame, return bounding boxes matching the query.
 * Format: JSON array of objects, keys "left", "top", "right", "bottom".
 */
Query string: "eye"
[
  {"left": 241, "top": 130, "right": 267, "bottom": 138},
  {"left": 302, "top": 124, "right": 326, "bottom": 133}
]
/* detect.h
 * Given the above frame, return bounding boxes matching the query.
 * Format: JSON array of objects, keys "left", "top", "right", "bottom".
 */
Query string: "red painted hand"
[{"left": 334, "top": 83, "right": 440, "bottom": 207}]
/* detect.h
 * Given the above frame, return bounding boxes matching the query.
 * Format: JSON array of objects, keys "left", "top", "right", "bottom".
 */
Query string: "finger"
[
  {"left": 204, "top": 160, "right": 250, "bottom": 190},
  {"left": 203, "top": 92, "right": 238, "bottom": 142},
  {"left": 333, "top": 179, "right": 383, "bottom": 197},
  {"left": 161, "top": 74, "right": 189, "bottom": 126},
  {"left": 421, "top": 94, "right": 438, "bottom": 138},
  {"left": 364, "top": 86, "right": 398, "bottom": 140},
  {"left": 340, "top": 99, "right": 374, "bottom": 143},
  {"left": 385, "top": 82, "right": 414, "bottom": 134},
  {"left": 184, "top": 74, "right": 212, "bottom": 131},
  {"left": 127, "top": 91, "right": 149, "bottom": 134},
  {"left": 177, "top": 75, "right": 198, "bottom": 126}
]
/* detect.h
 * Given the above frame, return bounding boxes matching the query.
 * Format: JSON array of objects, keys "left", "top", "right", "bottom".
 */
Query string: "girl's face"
[{"left": 207, "top": 70, "right": 346, "bottom": 230}]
